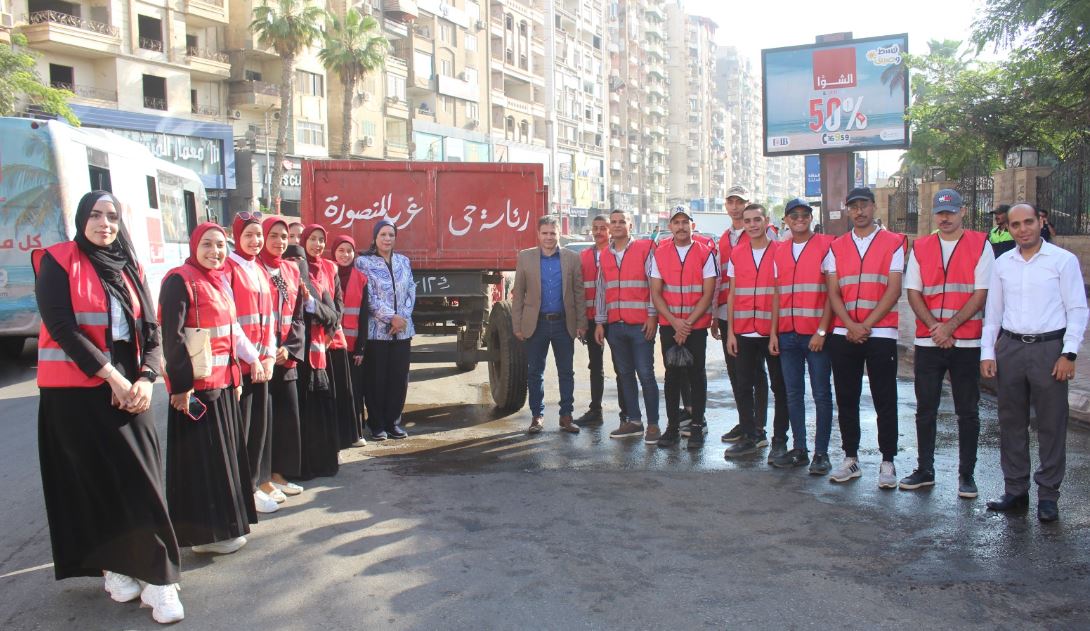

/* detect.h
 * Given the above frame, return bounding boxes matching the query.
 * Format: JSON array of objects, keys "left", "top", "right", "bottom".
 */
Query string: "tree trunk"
[
  {"left": 341, "top": 73, "right": 354, "bottom": 159},
  {"left": 271, "top": 53, "right": 296, "bottom": 212}
]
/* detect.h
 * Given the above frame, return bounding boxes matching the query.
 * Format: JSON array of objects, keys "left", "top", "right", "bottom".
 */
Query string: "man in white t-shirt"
[{"left": 900, "top": 189, "right": 993, "bottom": 498}]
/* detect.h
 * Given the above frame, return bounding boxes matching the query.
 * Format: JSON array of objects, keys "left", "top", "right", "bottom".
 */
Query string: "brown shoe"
[
  {"left": 528, "top": 417, "right": 544, "bottom": 434},
  {"left": 643, "top": 425, "right": 661, "bottom": 444},
  {"left": 609, "top": 421, "right": 645, "bottom": 439},
  {"left": 558, "top": 415, "right": 581, "bottom": 434}
]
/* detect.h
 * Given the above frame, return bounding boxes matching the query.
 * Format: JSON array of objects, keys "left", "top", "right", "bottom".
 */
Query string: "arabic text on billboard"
[
  {"left": 805, "top": 155, "right": 821, "bottom": 197},
  {"left": 762, "top": 34, "right": 908, "bottom": 156}
]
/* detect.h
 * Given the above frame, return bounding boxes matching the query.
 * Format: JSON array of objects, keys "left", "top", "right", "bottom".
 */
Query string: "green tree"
[
  {"left": 0, "top": 34, "right": 78, "bottom": 125},
  {"left": 251, "top": 0, "right": 324, "bottom": 208},
  {"left": 318, "top": 8, "right": 388, "bottom": 159}
]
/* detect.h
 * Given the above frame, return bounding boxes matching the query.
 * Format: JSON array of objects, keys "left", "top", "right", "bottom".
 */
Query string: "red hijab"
[
  {"left": 329, "top": 234, "right": 357, "bottom": 289},
  {"left": 231, "top": 213, "right": 263, "bottom": 261},
  {"left": 259, "top": 216, "right": 289, "bottom": 268},
  {"left": 300, "top": 224, "right": 327, "bottom": 285},
  {"left": 186, "top": 222, "right": 229, "bottom": 283}
]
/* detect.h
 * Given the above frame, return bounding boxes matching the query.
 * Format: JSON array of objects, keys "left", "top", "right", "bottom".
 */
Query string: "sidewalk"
[{"left": 895, "top": 301, "right": 1090, "bottom": 430}]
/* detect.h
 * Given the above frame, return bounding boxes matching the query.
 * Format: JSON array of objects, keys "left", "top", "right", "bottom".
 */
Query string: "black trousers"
[
  {"left": 913, "top": 345, "right": 980, "bottom": 475},
  {"left": 660, "top": 326, "right": 707, "bottom": 428},
  {"left": 363, "top": 338, "right": 412, "bottom": 434},
  {"left": 828, "top": 334, "right": 899, "bottom": 461},
  {"left": 718, "top": 318, "right": 766, "bottom": 425},
  {"left": 735, "top": 335, "right": 789, "bottom": 442},
  {"left": 585, "top": 324, "right": 627, "bottom": 418}
]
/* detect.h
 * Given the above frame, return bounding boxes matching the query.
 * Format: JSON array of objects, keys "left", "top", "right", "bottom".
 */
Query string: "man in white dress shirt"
[{"left": 981, "top": 203, "right": 1088, "bottom": 522}]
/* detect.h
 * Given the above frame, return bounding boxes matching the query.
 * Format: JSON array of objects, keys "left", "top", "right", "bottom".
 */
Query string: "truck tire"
[
  {"left": 0, "top": 336, "right": 26, "bottom": 360},
  {"left": 456, "top": 328, "right": 479, "bottom": 372},
  {"left": 486, "top": 300, "right": 527, "bottom": 412}
]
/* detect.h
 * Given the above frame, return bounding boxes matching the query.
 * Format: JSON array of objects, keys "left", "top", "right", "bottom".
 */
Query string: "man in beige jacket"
[{"left": 512, "top": 216, "right": 588, "bottom": 434}]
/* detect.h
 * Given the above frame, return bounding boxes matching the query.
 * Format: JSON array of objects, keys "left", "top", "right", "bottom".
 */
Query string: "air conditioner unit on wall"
[
  {"left": 229, "top": 109, "right": 242, "bottom": 119},
  {"left": 360, "top": 135, "right": 374, "bottom": 147},
  {"left": 0, "top": 13, "right": 13, "bottom": 28},
  {"left": 466, "top": 119, "right": 479, "bottom": 128}
]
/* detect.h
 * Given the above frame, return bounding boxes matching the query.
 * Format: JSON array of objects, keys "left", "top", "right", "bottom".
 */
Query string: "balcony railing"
[
  {"left": 239, "top": 80, "right": 281, "bottom": 97},
  {"left": 186, "top": 47, "right": 229, "bottom": 63},
  {"left": 144, "top": 96, "right": 167, "bottom": 110},
  {"left": 190, "top": 0, "right": 225, "bottom": 6},
  {"left": 51, "top": 82, "right": 117, "bottom": 101},
  {"left": 138, "top": 37, "right": 163, "bottom": 52},
  {"left": 191, "top": 104, "right": 220, "bottom": 116},
  {"left": 29, "top": 10, "right": 119, "bottom": 37}
]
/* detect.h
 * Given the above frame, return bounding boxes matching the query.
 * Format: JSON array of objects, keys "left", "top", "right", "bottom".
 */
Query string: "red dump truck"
[{"left": 300, "top": 161, "right": 546, "bottom": 411}]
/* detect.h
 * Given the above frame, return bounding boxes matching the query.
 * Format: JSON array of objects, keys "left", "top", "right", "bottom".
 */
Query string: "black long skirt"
[
  {"left": 38, "top": 386, "right": 180, "bottom": 585},
  {"left": 294, "top": 364, "right": 339, "bottom": 480},
  {"left": 239, "top": 374, "right": 271, "bottom": 488},
  {"left": 269, "top": 366, "right": 302, "bottom": 478},
  {"left": 166, "top": 386, "right": 257, "bottom": 547},
  {"left": 328, "top": 348, "right": 363, "bottom": 448}
]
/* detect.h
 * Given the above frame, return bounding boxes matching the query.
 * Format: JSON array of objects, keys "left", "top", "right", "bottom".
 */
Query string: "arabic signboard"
[
  {"left": 762, "top": 34, "right": 909, "bottom": 156},
  {"left": 805, "top": 155, "right": 821, "bottom": 196},
  {"left": 112, "top": 129, "right": 224, "bottom": 182}
]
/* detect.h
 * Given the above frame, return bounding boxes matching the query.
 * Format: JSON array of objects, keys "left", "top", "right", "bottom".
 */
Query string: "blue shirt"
[{"left": 539, "top": 249, "right": 564, "bottom": 314}]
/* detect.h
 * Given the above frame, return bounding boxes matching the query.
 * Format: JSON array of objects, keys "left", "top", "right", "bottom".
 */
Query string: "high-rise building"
[
  {"left": 715, "top": 45, "right": 764, "bottom": 202},
  {"left": 488, "top": 1, "right": 550, "bottom": 174}
]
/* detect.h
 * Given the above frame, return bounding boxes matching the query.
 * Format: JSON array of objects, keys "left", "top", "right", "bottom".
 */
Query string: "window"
[
  {"left": 441, "top": 95, "right": 454, "bottom": 116},
  {"left": 158, "top": 172, "right": 190, "bottom": 243},
  {"left": 146, "top": 176, "right": 159, "bottom": 209},
  {"left": 414, "top": 52, "right": 433, "bottom": 79},
  {"left": 244, "top": 69, "right": 262, "bottom": 81},
  {"left": 137, "top": 15, "right": 163, "bottom": 52},
  {"left": 49, "top": 64, "right": 74, "bottom": 89},
  {"left": 142, "top": 75, "right": 167, "bottom": 110},
  {"left": 465, "top": 33, "right": 477, "bottom": 51},
  {"left": 362, "top": 121, "right": 377, "bottom": 137},
  {"left": 296, "top": 121, "right": 324, "bottom": 146},
  {"left": 439, "top": 21, "right": 454, "bottom": 45},
  {"left": 185, "top": 34, "right": 198, "bottom": 53},
  {"left": 296, "top": 70, "right": 324, "bottom": 97},
  {"left": 466, "top": 102, "right": 478, "bottom": 120},
  {"left": 440, "top": 58, "right": 453, "bottom": 77},
  {"left": 505, "top": 14, "right": 513, "bottom": 30},
  {"left": 386, "top": 73, "right": 406, "bottom": 101}
]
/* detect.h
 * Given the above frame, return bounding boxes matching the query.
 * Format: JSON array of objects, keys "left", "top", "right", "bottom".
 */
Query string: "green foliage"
[
  {"left": 0, "top": 34, "right": 78, "bottom": 125},
  {"left": 251, "top": 0, "right": 325, "bottom": 60},
  {"left": 318, "top": 9, "right": 387, "bottom": 86}
]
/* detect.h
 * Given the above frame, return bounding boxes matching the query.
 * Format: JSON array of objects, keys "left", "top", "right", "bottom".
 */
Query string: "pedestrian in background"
[
  {"left": 988, "top": 204, "right": 1016, "bottom": 257},
  {"left": 357, "top": 220, "right": 416, "bottom": 440},
  {"left": 34, "top": 191, "right": 182, "bottom": 624},
  {"left": 513, "top": 215, "right": 586, "bottom": 434},
  {"left": 982, "top": 203, "right": 1087, "bottom": 522},
  {"left": 1038, "top": 208, "right": 1056, "bottom": 242}
]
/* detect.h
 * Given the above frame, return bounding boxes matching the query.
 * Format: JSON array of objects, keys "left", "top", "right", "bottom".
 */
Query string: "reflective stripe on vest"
[
  {"left": 775, "top": 234, "right": 832, "bottom": 335},
  {"left": 161, "top": 264, "right": 238, "bottom": 391},
  {"left": 730, "top": 241, "right": 778, "bottom": 336},
  {"left": 716, "top": 230, "right": 749, "bottom": 308},
  {"left": 581, "top": 246, "right": 600, "bottom": 320},
  {"left": 34, "top": 242, "right": 143, "bottom": 388},
  {"left": 341, "top": 265, "right": 368, "bottom": 350},
  {"left": 227, "top": 255, "right": 275, "bottom": 371},
  {"left": 654, "top": 240, "right": 713, "bottom": 329},
  {"left": 265, "top": 260, "right": 301, "bottom": 370},
  {"left": 831, "top": 229, "right": 905, "bottom": 330},
  {"left": 912, "top": 230, "right": 987, "bottom": 339},
  {"left": 601, "top": 239, "right": 654, "bottom": 325},
  {"left": 316, "top": 259, "right": 348, "bottom": 351}
]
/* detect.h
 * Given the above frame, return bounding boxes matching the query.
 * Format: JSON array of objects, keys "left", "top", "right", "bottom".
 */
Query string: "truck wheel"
[
  {"left": 456, "top": 328, "right": 479, "bottom": 372},
  {"left": 0, "top": 337, "right": 26, "bottom": 360},
  {"left": 486, "top": 300, "right": 527, "bottom": 412}
]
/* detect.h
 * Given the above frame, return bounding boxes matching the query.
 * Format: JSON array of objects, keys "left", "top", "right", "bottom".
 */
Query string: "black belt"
[
  {"left": 1001, "top": 328, "right": 1065, "bottom": 344},
  {"left": 539, "top": 312, "right": 564, "bottom": 321}
]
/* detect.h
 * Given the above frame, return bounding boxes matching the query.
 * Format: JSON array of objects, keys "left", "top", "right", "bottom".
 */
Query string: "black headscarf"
[
  {"left": 365, "top": 220, "right": 397, "bottom": 256},
  {"left": 73, "top": 191, "right": 154, "bottom": 342}
]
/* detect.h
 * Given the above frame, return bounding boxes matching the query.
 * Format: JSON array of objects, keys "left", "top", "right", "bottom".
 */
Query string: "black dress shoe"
[
  {"left": 576, "top": 408, "right": 604, "bottom": 426},
  {"left": 1038, "top": 500, "right": 1059, "bottom": 522},
  {"left": 986, "top": 493, "right": 1029, "bottom": 512}
]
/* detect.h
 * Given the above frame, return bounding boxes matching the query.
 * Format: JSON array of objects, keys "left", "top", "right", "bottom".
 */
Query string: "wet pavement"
[{"left": 1, "top": 336, "right": 1089, "bottom": 629}]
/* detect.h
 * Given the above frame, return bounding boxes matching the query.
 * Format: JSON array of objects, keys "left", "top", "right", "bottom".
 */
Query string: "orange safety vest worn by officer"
[
  {"left": 730, "top": 241, "right": 779, "bottom": 336},
  {"left": 912, "top": 230, "right": 987, "bottom": 339},
  {"left": 33, "top": 241, "right": 144, "bottom": 388},
  {"left": 831, "top": 229, "right": 906, "bottom": 329},
  {"left": 226, "top": 255, "right": 274, "bottom": 371},
  {"left": 581, "top": 246, "right": 600, "bottom": 321},
  {"left": 601, "top": 239, "right": 654, "bottom": 325},
  {"left": 161, "top": 263, "right": 238, "bottom": 392},
  {"left": 654, "top": 240, "right": 713, "bottom": 329},
  {"left": 775, "top": 234, "right": 833, "bottom": 335},
  {"left": 341, "top": 266, "right": 368, "bottom": 350},
  {"left": 716, "top": 229, "right": 751, "bottom": 311}
]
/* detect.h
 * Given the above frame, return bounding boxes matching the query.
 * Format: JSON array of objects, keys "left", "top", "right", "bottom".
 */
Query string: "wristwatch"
[
  {"left": 1063, "top": 352, "right": 1077, "bottom": 361},
  {"left": 139, "top": 368, "right": 158, "bottom": 383},
  {"left": 816, "top": 329, "right": 827, "bottom": 337}
]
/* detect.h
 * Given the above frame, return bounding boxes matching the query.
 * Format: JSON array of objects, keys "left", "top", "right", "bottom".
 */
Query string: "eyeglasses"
[{"left": 236, "top": 211, "right": 264, "bottom": 222}]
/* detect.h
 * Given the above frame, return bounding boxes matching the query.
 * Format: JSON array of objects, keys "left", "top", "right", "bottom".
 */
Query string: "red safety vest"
[
  {"left": 654, "top": 240, "right": 713, "bottom": 329},
  {"left": 313, "top": 258, "right": 349, "bottom": 351},
  {"left": 263, "top": 260, "right": 301, "bottom": 370},
  {"left": 601, "top": 239, "right": 654, "bottom": 325},
  {"left": 303, "top": 262, "right": 331, "bottom": 369},
  {"left": 774, "top": 234, "right": 833, "bottom": 335},
  {"left": 912, "top": 230, "right": 987, "bottom": 339},
  {"left": 226, "top": 255, "right": 274, "bottom": 372},
  {"left": 716, "top": 229, "right": 750, "bottom": 311},
  {"left": 341, "top": 266, "right": 368, "bottom": 350},
  {"left": 730, "top": 241, "right": 779, "bottom": 336},
  {"left": 33, "top": 242, "right": 144, "bottom": 388},
  {"left": 161, "top": 263, "right": 238, "bottom": 392},
  {"left": 831, "top": 229, "right": 906, "bottom": 329},
  {"left": 581, "top": 246, "right": 601, "bottom": 321}
]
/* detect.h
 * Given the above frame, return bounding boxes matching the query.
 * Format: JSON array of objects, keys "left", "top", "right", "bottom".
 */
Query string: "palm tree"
[
  {"left": 251, "top": 0, "right": 324, "bottom": 209},
  {"left": 318, "top": 8, "right": 388, "bottom": 159}
]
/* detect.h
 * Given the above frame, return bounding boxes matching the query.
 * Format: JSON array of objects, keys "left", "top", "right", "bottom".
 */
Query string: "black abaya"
[
  {"left": 328, "top": 348, "right": 363, "bottom": 448},
  {"left": 294, "top": 363, "right": 339, "bottom": 480},
  {"left": 240, "top": 375, "right": 272, "bottom": 489}
]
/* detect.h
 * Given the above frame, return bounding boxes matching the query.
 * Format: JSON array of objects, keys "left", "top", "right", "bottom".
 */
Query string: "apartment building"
[
  {"left": 488, "top": 0, "right": 549, "bottom": 176},
  {"left": 16, "top": 0, "right": 237, "bottom": 217},
  {"left": 715, "top": 45, "right": 765, "bottom": 202},
  {"left": 1, "top": 0, "right": 13, "bottom": 44}
]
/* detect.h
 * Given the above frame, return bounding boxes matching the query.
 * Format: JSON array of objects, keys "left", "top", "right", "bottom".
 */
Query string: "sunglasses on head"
[{"left": 237, "top": 211, "right": 264, "bottom": 222}]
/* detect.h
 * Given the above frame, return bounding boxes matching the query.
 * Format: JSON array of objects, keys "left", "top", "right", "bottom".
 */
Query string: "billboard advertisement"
[
  {"left": 805, "top": 155, "right": 821, "bottom": 197},
  {"left": 855, "top": 156, "right": 867, "bottom": 188},
  {"left": 762, "top": 34, "right": 909, "bottom": 156}
]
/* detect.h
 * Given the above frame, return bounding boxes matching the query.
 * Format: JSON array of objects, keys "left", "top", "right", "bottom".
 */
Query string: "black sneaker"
[
  {"left": 686, "top": 426, "right": 705, "bottom": 450},
  {"left": 808, "top": 452, "right": 831, "bottom": 475},
  {"left": 576, "top": 408, "right": 604, "bottom": 426},
  {"left": 754, "top": 431, "right": 769, "bottom": 448},
  {"left": 898, "top": 469, "right": 935, "bottom": 490},
  {"left": 772, "top": 448, "right": 810, "bottom": 468},
  {"left": 958, "top": 474, "right": 978, "bottom": 499},
  {"left": 388, "top": 425, "right": 408, "bottom": 440},
  {"left": 766, "top": 438, "right": 788, "bottom": 464},
  {"left": 656, "top": 427, "right": 681, "bottom": 448},
  {"left": 679, "top": 409, "right": 693, "bottom": 423},
  {"left": 721, "top": 424, "right": 744, "bottom": 443},
  {"left": 680, "top": 422, "right": 706, "bottom": 438},
  {"left": 723, "top": 439, "right": 759, "bottom": 458}
]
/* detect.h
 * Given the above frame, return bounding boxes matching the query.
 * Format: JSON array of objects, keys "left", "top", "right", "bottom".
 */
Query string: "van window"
[
  {"left": 183, "top": 191, "right": 198, "bottom": 232},
  {"left": 158, "top": 171, "right": 189, "bottom": 243},
  {"left": 87, "top": 147, "right": 112, "bottom": 191},
  {"left": 146, "top": 176, "right": 159, "bottom": 209}
]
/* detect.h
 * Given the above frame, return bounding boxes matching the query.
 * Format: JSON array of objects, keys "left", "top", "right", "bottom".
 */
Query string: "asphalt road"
[{"left": 1, "top": 337, "right": 1088, "bottom": 630}]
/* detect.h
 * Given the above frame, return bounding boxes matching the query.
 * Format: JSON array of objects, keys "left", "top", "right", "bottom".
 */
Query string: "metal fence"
[
  {"left": 1037, "top": 141, "right": 1090, "bottom": 235},
  {"left": 888, "top": 176, "right": 918, "bottom": 234},
  {"left": 955, "top": 165, "right": 995, "bottom": 232}
]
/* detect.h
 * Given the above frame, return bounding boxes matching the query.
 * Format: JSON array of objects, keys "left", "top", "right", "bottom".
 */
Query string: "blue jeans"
[
  {"left": 526, "top": 318, "right": 575, "bottom": 417},
  {"left": 778, "top": 332, "right": 833, "bottom": 453},
  {"left": 605, "top": 322, "right": 659, "bottom": 426}
]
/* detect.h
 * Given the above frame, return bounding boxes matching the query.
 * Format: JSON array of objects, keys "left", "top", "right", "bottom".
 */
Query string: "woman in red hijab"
[
  {"left": 159, "top": 223, "right": 258, "bottom": 557},
  {"left": 328, "top": 234, "right": 368, "bottom": 449}
]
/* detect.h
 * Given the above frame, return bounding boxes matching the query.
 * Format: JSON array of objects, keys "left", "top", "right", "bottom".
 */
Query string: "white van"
[{"left": 0, "top": 117, "right": 210, "bottom": 358}]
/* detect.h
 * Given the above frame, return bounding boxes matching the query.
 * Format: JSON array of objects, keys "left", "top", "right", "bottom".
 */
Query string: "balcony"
[
  {"left": 385, "top": 95, "right": 409, "bottom": 118},
  {"left": 143, "top": 96, "right": 167, "bottom": 111},
  {"left": 645, "top": 41, "right": 664, "bottom": 59},
  {"left": 386, "top": 139, "right": 410, "bottom": 159},
  {"left": 649, "top": 125, "right": 665, "bottom": 137},
  {"left": 138, "top": 37, "right": 164, "bottom": 53},
  {"left": 385, "top": 55, "right": 408, "bottom": 76},
  {"left": 229, "top": 80, "right": 281, "bottom": 110},
  {"left": 384, "top": 18, "right": 409, "bottom": 39},
  {"left": 409, "top": 72, "right": 433, "bottom": 92},
  {"left": 185, "top": 0, "right": 228, "bottom": 26},
  {"left": 51, "top": 82, "right": 117, "bottom": 103},
  {"left": 645, "top": 5, "right": 665, "bottom": 21},
  {"left": 23, "top": 11, "right": 120, "bottom": 58},
  {"left": 191, "top": 103, "right": 221, "bottom": 117},
  {"left": 186, "top": 47, "right": 230, "bottom": 80},
  {"left": 648, "top": 83, "right": 666, "bottom": 98},
  {"left": 649, "top": 103, "right": 665, "bottom": 117},
  {"left": 610, "top": 161, "right": 621, "bottom": 171},
  {"left": 384, "top": 0, "right": 419, "bottom": 21}
]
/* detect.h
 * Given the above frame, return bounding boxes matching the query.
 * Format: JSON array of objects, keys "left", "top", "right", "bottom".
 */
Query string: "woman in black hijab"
[{"left": 34, "top": 191, "right": 183, "bottom": 624}]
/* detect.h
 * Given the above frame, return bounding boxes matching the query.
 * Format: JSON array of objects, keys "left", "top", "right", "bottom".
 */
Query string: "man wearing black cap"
[
  {"left": 988, "top": 204, "right": 1016, "bottom": 258},
  {"left": 823, "top": 187, "right": 906, "bottom": 488},
  {"left": 901, "top": 189, "right": 993, "bottom": 498}
]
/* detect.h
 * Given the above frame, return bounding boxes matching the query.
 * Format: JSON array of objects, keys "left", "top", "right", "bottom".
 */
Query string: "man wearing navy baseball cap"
[{"left": 901, "top": 188, "right": 994, "bottom": 498}]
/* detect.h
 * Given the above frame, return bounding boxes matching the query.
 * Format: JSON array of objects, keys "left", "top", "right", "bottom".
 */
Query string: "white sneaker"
[
  {"left": 829, "top": 457, "right": 862, "bottom": 483},
  {"left": 878, "top": 461, "right": 897, "bottom": 489},
  {"left": 191, "top": 536, "right": 247, "bottom": 555},
  {"left": 273, "top": 481, "right": 303, "bottom": 496},
  {"left": 254, "top": 490, "right": 279, "bottom": 514},
  {"left": 104, "top": 571, "right": 142, "bottom": 603},
  {"left": 141, "top": 583, "right": 184, "bottom": 624},
  {"left": 267, "top": 488, "right": 288, "bottom": 503},
  {"left": 351, "top": 438, "right": 367, "bottom": 447}
]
